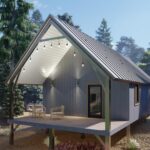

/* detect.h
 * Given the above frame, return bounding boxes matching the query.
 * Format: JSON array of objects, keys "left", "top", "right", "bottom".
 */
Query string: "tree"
[
  {"left": 58, "top": 13, "right": 80, "bottom": 29},
  {"left": 139, "top": 47, "right": 150, "bottom": 75},
  {"left": 96, "top": 18, "right": 112, "bottom": 48},
  {"left": 0, "top": 63, "right": 24, "bottom": 119},
  {"left": 0, "top": 0, "right": 34, "bottom": 65},
  {"left": 116, "top": 36, "right": 145, "bottom": 63},
  {"left": 0, "top": 0, "right": 34, "bottom": 118},
  {"left": 31, "top": 9, "right": 44, "bottom": 34}
]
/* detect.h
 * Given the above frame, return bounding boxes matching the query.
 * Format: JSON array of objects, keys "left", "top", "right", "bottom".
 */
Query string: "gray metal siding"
[
  {"left": 129, "top": 86, "right": 140, "bottom": 123},
  {"left": 111, "top": 80, "right": 129, "bottom": 120},
  {"left": 43, "top": 48, "right": 108, "bottom": 117},
  {"left": 140, "top": 84, "right": 150, "bottom": 117}
]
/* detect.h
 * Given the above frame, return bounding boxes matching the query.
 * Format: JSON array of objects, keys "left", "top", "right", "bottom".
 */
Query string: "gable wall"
[{"left": 43, "top": 48, "right": 109, "bottom": 117}]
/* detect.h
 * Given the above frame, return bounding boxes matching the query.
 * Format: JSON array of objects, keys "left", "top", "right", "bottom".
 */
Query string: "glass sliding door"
[{"left": 88, "top": 85, "right": 102, "bottom": 118}]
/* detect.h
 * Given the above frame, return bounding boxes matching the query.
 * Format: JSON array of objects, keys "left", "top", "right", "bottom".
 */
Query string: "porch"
[{"left": 11, "top": 115, "right": 129, "bottom": 136}]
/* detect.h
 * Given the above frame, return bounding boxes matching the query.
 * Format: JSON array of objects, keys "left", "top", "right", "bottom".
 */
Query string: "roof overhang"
[{"left": 7, "top": 21, "right": 72, "bottom": 84}]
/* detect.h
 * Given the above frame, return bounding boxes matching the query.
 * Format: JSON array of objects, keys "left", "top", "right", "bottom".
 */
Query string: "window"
[
  {"left": 134, "top": 84, "right": 140, "bottom": 105},
  {"left": 88, "top": 85, "right": 102, "bottom": 118}
]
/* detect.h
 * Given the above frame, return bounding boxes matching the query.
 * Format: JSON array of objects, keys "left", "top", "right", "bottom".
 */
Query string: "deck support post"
[
  {"left": 9, "top": 123, "right": 14, "bottom": 145},
  {"left": 48, "top": 129, "right": 55, "bottom": 150},
  {"left": 9, "top": 71, "right": 21, "bottom": 145},
  {"left": 126, "top": 125, "right": 131, "bottom": 141},
  {"left": 105, "top": 136, "right": 111, "bottom": 150},
  {"left": 9, "top": 82, "right": 14, "bottom": 145}
]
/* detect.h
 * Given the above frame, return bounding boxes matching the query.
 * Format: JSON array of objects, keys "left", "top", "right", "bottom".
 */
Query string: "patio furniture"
[
  {"left": 50, "top": 105, "right": 64, "bottom": 119},
  {"left": 26, "top": 103, "right": 34, "bottom": 112},
  {"left": 27, "top": 103, "right": 46, "bottom": 118}
]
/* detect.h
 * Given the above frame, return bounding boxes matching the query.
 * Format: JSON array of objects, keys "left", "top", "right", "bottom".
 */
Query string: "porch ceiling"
[{"left": 17, "top": 24, "right": 72, "bottom": 85}]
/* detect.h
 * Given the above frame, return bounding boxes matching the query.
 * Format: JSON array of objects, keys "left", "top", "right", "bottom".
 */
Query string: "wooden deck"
[{"left": 11, "top": 115, "right": 130, "bottom": 136}]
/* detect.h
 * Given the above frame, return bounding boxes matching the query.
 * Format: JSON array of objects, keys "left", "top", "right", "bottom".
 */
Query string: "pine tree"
[
  {"left": 58, "top": 13, "right": 80, "bottom": 29},
  {"left": 0, "top": 0, "right": 34, "bottom": 118},
  {"left": 96, "top": 18, "right": 112, "bottom": 48},
  {"left": 31, "top": 9, "right": 44, "bottom": 35},
  {"left": 0, "top": 0, "right": 34, "bottom": 65},
  {"left": 139, "top": 47, "right": 150, "bottom": 75},
  {"left": 116, "top": 36, "right": 144, "bottom": 63}
]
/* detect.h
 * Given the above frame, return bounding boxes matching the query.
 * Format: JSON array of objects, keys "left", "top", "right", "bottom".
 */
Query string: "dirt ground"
[{"left": 0, "top": 117, "right": 149, "bottom": 150}]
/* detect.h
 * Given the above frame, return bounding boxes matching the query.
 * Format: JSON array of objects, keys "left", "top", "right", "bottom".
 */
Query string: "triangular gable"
[{"left": 6, "top": 15, "right": 150, "bottom": 84}]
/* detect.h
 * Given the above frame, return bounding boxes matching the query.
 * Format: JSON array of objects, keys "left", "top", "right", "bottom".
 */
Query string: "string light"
[
  {"left": 58, "top": 41, "right": 61, "bottom": 47},
  {"left": 73, "top": 51, "right": 76, "bottom": 57},
  {"left": 43, "top": 42, "right": 46, "bottom": 48},
  {"left": 50, "top": 43, "right": 53, "bottom": 48},
  {"left": 81, "top": 62, "right": 85, "bottom": 67},
  {"left": 22, "top": 68, "right": 26, "bottom": 72},
  {"left": 29, "top": 57, "right": 32, "bottom": 62},
  {"left": 66, "top": 42, "right": 69, "bottom": 47}
]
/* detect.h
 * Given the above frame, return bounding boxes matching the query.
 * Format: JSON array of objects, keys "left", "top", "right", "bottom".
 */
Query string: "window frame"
[{"left": 133, "top": 84, "right": 140, "bottom": 106}]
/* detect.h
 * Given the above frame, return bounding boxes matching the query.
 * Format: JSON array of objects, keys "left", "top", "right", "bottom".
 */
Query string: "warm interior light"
[
  {"left": 73, "top": 51, "right": 76, "bottom": 57},
  {"left": 81, "top": 62, "right": 85, "bottom": 67}
]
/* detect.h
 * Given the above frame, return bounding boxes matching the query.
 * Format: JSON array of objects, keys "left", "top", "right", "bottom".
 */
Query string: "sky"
[{"left": 28, "top": 0, "right": 150, "bottom": 49}]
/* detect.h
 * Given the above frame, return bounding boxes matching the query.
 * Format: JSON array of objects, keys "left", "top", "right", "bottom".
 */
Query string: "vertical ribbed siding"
[
  {"left": 111, "top": 80, "right": 129, "bottom": 120},
  {"left": 43, "top": 48, "right": 108, "bottom": 116}
]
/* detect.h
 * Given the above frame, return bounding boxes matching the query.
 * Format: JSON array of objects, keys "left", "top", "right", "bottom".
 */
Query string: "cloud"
[{"left": 28, "top": 0, "right": 48, "bottom": 9}]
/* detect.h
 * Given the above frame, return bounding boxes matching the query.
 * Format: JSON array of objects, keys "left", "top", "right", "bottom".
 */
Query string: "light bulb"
[
  {"left": 23, "top": 68, "right": 26, "bottom": 72},
  {"left": 58, "top": 42, "right": 61, "bottom": 47},
  {"left": 81, "top": 62, "right": 85, "bottom": 67},
  {"left": 73, "top": 52, "right": 76, "bottom": 57},
  {"left": 29, "top": 57, "right": 31, "bottom": 62},
  {"left": 66, "top": 43, "right": 69, "bottom": 47}
]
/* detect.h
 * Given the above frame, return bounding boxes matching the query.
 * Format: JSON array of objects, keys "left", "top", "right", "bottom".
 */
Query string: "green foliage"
[
  {"left": 58, "top": 13, "right": 80, "bottom": 29},
  {"left": 31, "top": 9, "right": 44, "bottom": 35},
  {"left": 96, "top": 18, "right": 112, "bottom": 48},
  {"left": 0, "top": 0, "right": 34, "bottom": 119},
  {"left": 127, "top": 138, "right": 140, "bottom": 150},
  {"left": 139, "top": 47, "right": 150, "bottom": 75},
  {"left": 0, "top": 0, "right": 34, "bottom": 65},
  {"left": 0, "top": 63, "right": 24, "bottom": 118},
  {"left": 116, "top": 36, "right": 145, "bottom": 63},
  {"left": 21, "top": 85, "right": 43, "bottom": 107}
]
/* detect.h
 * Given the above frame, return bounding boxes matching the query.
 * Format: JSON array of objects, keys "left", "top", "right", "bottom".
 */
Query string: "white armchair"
[{"left": 50, "top": 105, "right": 64, "bottom": 119}]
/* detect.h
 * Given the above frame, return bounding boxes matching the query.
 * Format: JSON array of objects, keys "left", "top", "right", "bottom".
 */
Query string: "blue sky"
[{"left": 28, "top": 0, "right": 150, "bottom": 49}]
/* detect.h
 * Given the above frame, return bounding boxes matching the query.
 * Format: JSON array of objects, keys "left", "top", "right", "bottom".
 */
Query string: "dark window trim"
[
  {"left": 133, "top": 84, "right": 140, "bottom": 106},
  {"left": 88, "top": 84, "right": 102, "bottom": 118}
]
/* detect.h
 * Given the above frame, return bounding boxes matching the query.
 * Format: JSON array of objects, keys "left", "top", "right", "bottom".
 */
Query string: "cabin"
[{"left": 7, "top": 15, "right": 150, "bottom": 150}]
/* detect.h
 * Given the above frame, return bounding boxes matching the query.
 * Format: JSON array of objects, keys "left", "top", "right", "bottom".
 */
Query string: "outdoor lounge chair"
[
  {"left": 27, "top": 103, "right": 46, "bottom": 118},
  {"left": 50, "top": 105, "right": 64, "bottom": 119}
]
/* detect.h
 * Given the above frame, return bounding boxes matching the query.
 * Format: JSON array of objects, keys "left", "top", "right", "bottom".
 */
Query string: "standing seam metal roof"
[
  {"left": 6, "top": 16, "right": 150, "bottom": 84},
  {"left": 54, "top": 17, "right": 150, "bottom": 83}
]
